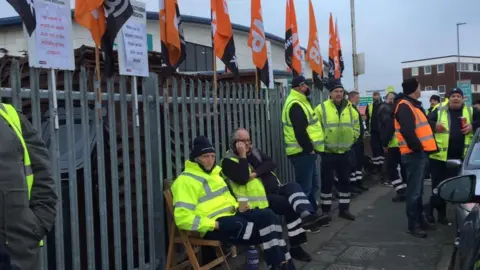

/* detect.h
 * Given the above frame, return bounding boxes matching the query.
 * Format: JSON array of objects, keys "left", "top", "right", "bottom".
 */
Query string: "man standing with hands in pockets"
[{"left": 281, "top": 76, "right": 325, "bottom": 211}]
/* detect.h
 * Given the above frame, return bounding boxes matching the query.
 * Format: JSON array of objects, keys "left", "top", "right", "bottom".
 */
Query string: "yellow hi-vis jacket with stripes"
[
  {"left": 171, "top": 160, "right": 238, "bottom": 236},
  {"left": 0, "top": 103, "right": 43, "bottom": 246},
  {"left": 281, "top": 90, "right": 325, "bottom": 155},
  {"left": 221, "top": 151, "right": 269, "bottom": 209},
  {"left": 314, "top": 99, "right": 360, "bottom": 154}
]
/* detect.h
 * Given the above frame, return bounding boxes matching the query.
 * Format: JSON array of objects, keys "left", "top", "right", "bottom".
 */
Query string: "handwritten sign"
[
  {"left": 27, "top": 0, "right": 74, "bottom": 70},
  {"left": 117, "top": 0, "right": 149, "bottom": 77}
]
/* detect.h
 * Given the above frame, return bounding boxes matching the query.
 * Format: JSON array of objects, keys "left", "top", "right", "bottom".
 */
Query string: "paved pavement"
[{"left": 227, "top": 178, "right": 456, "bottom": 270}]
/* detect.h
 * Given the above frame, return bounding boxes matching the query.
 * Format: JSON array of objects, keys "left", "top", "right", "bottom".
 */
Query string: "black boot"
[
  {"left": 351, "top": 185, "right": 364, "bottom": 194},
  {"left": 392, "top": 193, "right": 406, "bottom": 202},
  {"left": 301, "top": 214, "right": 330, "bottom": 232},
  {"left": 339, "top": 210, "right": 356, "bottom": 221},
  {"left": 420, "top": 215, "right": 436, "bottom": 231},
  {"left": 289, "top": 246, "right": 312, "bottom": 262},
  {"left": 408, "top": 227, "right": 427, "bottom": 238},
  {"left": 357, "top": 181, "right": 369, "bottom": 191}
]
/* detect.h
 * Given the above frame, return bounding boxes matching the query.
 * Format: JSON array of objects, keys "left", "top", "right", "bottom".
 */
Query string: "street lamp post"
[
  {"left": 457, "top": 22, "right": 466, "bottom": 81},
  {"left": 350, "top": 0, "right": 358, "bottom": 91}
]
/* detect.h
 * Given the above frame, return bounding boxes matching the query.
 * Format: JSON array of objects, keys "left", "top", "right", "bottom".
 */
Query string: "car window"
[{"left": 466, "top": 129, "right": 480, "bottom": 170}]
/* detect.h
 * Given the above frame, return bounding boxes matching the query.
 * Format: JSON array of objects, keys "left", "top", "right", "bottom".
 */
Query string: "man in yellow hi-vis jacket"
[
  {"left": 171, "top": 136, "right": 295, "bottom": 269},
  {"left": 0, "top": 103, "right": 57, "bottom": 270}
]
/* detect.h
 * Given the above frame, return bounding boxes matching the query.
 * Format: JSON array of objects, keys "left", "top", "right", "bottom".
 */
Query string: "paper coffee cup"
[{"left": 238, "top": 198, "right": 248, "bottom": 209}]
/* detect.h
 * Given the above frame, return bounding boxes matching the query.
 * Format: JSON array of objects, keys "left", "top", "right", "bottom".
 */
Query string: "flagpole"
[
  {"left": 255, "top": 69, "right": 259, "bottom": 104},
  {"left": 50, "top": 69, "right": 59, "bottom": 130},
  {"left": 213, "top": 56, "right": 218, "bottom": 113},
  {"left": 132, "top": 76, "right": 139, "bottom": 127},
  {"left": 94, "top": 46, "right": 102, "bottom": 120}
]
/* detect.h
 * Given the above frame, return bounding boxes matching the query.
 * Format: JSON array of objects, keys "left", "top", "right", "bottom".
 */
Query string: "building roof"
[{"left": 401, "top": 55, "right": 480, "bottom": 64}]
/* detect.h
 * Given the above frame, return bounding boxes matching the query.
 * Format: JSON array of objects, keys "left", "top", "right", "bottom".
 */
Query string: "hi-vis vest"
[
  {"left": 314, "top": 99, "right": 360, "bottom": 154},
  {"left": 430, "top": 105, "right": 473, "bottom": 161},
  {"left": 281, "top": 90, "right": 325, "bottom": 155},
  {"left": 394, "top": 100, "right": 437, "bottom": 155},
  {"left": 171, "top": 160, "right": 238, "bottom": 235},
  {"left": 0, "top": 103, "right": 43, "bottom": 246},
  {"left": 388, "top": 135, "right": 399, "bottom": 148},
  {"left": 221, "top": 151, "right": 269, "bottom": 209},
  {"left": 426, "top": 103, "right": 440, "bottom": 116}
]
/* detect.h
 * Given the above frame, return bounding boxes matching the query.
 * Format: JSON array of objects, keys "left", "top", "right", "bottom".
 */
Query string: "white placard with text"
[
  {"left": 117, "top": 0, "right": 149, "bottom": 77},
  {"left": 27, "top": 0, "right": 75, "bottom": 70}
]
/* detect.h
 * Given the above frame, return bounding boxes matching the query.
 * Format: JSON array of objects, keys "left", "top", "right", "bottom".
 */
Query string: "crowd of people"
[{"left": 170, "top": 75, "right": 480, "bottom": 269}]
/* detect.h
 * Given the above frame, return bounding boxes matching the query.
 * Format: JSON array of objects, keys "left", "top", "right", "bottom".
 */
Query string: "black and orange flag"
[
  {"left": 211, "top": 0, "right": 239, "bottom": 76},
  {"left": 74, "top": 0, "right": 106, "bottom": 48},
  {"left": 336, "top": 18, "right": 345, "bottom": 76},
  {"left": 249, "top": 0, "right": 269, "bottom": 87},
  {"left": 306, "top": 0, "right": 323, "bottom": 89},
  {"left": 328, "top": 13, "right": 340, "bottom": 81},
  {"left": 285, "top": 0, "right": 302, "bottom": 77},
  {"left": 160, "top": 0, "right": 186, "bottom": 70}
]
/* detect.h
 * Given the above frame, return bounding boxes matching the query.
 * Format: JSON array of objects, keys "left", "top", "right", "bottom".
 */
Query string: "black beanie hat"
[
  {"left": 329, "top": 80, "right": 344, "bottom": 92},
  {"left": 189, "top": 136, "right": 215, "bottom": 160},
  {"left": 449, "top": 88, "right": 464, "bottom": 97},
  {"left": 291, "top": 76, "right": 306, "bottom": 88},
  {"left": 429, "top": 95, "right": 440, "bottom": 103},
  {"left": 402, "top": 78, "right": 419, "bottom": 95}
]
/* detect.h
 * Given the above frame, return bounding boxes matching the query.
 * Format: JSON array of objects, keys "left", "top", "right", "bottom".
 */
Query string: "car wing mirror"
[
  {"left": 434, "top": 174, "right": 476, "bottom": 204},
  {"left": 446, "top": 159, "right": 462, "bottom": 169}
]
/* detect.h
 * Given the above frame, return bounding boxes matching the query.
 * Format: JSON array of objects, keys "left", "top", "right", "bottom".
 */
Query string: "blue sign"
[{"left": 457, "top": 80, "right": 472, "bottom": 106}]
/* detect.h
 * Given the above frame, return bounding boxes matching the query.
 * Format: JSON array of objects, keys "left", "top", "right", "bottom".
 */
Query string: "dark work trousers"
[
  {"left": 320, "top": 152, "right": 352, "bottom": 213},
  {"left": 429, "top": 159, "right": 459, "bottom": 218},
  {"left": 370, "top": 131, "right": 385, "bottom": 167},
  {"left": 289, "top": 154, "right": 319, "bottom": 211},
  {"left": 204, "top": 209, "right": 295, "bottom": 269},
  {"left": 401, "top": 151, "right": 429, "bottom": 230},
  {"left": 387, "top": 147, "right": 407, "bottom": 194},
  {"left": 268, "top": 183, "right": 315, "bottom": 247},
  {"left": 350, "top": 142, "right": 365, "bottom": 184}
]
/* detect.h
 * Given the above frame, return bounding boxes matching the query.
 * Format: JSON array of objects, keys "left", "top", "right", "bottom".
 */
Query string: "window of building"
[
  {"left": 411, "top": 67, "right": 419, "bottom": 76},
  {"left": 425, "top": 86, "right": 433, "bottom": 90},
  {"left": 437, "top": 64, "right": 445, "bottom": 73},
  {"left": 458, "top": 63, "right": 469, "bottom": 71},
  {"left": 473, "top": 64, "right": 480, "bottom": 72},
  {"left": 424, "top": 66, "right": 432, "bottom": 75},
  {"left": 438, "top": 85, "right": 446, "bottom": 93},
  {"left": 473, "top": 84, "right": 480, "bottom": 93},
  {"left": 177, "top": 42, "right": 214, "bottom": 72}
]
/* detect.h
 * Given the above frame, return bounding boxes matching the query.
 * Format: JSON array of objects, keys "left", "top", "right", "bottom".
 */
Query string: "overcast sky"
[{"left": 1, "top": 0, "right": 479, "bottom": 92}]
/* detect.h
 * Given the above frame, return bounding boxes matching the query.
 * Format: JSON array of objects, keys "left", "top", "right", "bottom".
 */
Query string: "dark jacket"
[
  {"left": 365, "top": 100, "right": 381, "bottom": 132},
  {"left": 221, "top": 148, "right": 279, "bottom": 194},
  {"left": 393, "top": 93, "right": 436, "bottom": 154},
  {"left": 289, "top": 100, "right": 315, "bottom": 156},
  {"left": 428, "top": 105, "right": 480, "bottom": 159},
  {"left": 378, "top": 102, "right": 395, "bottom": 148},
  {"left": 0, "top": 112, "right": 57, "bottom": 270}
]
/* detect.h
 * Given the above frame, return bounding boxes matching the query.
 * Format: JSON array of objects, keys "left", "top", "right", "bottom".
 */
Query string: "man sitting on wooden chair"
[
  {"left": 171, "top": 136, "right": 296, "bottom": 270},
  {"left": 221, "top": 128, "right": 330, "bottom": 262}
]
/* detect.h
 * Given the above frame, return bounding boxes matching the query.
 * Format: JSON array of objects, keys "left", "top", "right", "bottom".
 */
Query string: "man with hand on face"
[
  {"left": 221, "top": 129, "right": 330, "bottom": 262},
  {"left": 281, "top": 76, "right": 325, "bottom": 212},
  {"left": 171, "top": 136, "right": 296, "bottom": 270},
  {"left": 314, "top": 81, "right": 360, "bottom": 221},
  {"left": 426, "top": 88, "right": 480, "bottom": 225}
]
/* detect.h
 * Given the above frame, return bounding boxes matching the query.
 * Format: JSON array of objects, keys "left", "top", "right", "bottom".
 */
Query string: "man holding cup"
[
  {"left": 427, "top": 88, "right": 480, "bottom": 224},
  {"left": 171, "top": 136, "right": 296, "bottom": 269}
]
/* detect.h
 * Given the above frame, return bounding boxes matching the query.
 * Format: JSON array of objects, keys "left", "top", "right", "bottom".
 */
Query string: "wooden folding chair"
[{"left": 164, "top": 180, "right": 231, "bottom": 270}]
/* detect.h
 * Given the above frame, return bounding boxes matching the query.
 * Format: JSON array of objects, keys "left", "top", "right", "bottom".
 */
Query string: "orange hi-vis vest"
[{"left": 394, "top": 99, "right": 437, "bottom": 155}]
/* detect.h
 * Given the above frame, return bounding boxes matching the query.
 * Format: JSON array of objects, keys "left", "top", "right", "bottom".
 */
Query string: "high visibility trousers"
[
  {"left": 350, "top": 142, "right": 364, "bottom": 184},
  {"left": 204, "top": 209, "right": 295, "bottom": 269},
  {"left": 321, "top": 152, "right": 352, "bottom": 212},
  {"left": 370, "top": 131, "right": 385, "bottom": 166},
  {"left": 268, "top": 183, "right": 315, "bottom": 247},
  {"left": 387, "top": 147, "right": 407, "bottom": 194}
]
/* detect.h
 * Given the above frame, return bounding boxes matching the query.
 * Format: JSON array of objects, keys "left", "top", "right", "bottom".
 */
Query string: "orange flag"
[
  {"left": 248, "top": 0, "right": 269, "bottom": 87},
  {"left": 328, "top": 13, "right": 340, "bottom": 80},
  {"left": 211, "top": 0, "right": 239, "bottom": 75},
  {"left": 285, "top": 0, "right": 302, "bottom": 77},
  {"left": 307, "top": 0, "right": 323, "bottom": 87},
  {"left": 74, "top": 0, "right": 106, "bottom": 48},
  {"left": 160, "top": 0, "right": 186, "bottom": 69}
]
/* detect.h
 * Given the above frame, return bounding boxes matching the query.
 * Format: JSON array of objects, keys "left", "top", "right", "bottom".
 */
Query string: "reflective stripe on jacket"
[
  {"left": 314, "top": 99, "right": 360, "bottom": 154},
  {"left": 281, "top": 90, "right": 325, "bottom": 155},
  {"left": 221, "top": 151, "right": 269, "bottom": 209},
  {"left": 171, "top": 160, "right": 238, "bottom": 235},
  {"left": 430, "top": 106, "right": 473, "bottom": 161},
  {"left": 394, "top": 100, "right": 437, "bottom": 154},
  {"left": 0, "top": 103, "right": 42, "bottom": 246}
]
